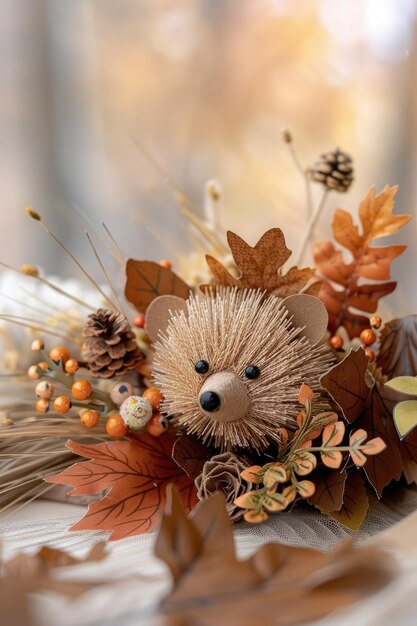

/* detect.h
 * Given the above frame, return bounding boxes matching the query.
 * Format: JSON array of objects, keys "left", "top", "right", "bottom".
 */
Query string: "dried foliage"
[
  {"left": 155, "top": 486, "right": 393, "bottom": 626},
  {"left": 125, "top": 259, "right": 190, "bottom": 313},
  {"left": 377, "top": 315, "right": 417, "bottom": 378},
  {"left": 328, "top": 472, "right": 369, "bottom": 531},
  {"left": 46, "top": 433, "right": 198, "bottom": 539},
  {"left": 235, "top": 382, "right": 385, "bottom": 523},
  {"left": 321, "top": 348, "right": 404, "bottom": 498},
  {"left": 202, "top": 228, "right": 315, "bottom": 297},
  {"left": 313, "top": 186, "right": 411, "bottom": 338}
]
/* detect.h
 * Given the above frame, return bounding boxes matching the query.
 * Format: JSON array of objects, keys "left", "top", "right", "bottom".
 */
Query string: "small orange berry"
[
  {"left": 36, "top": 398, "right": 50, "bottom": 413},
  {"left": 159, "top": 259, "right": 172, "bottom": 270},
  {"left": 370, "top": 315, "right": 382, "bottom": 329},
  {"left": 71, "top": 379, "right": 93, "bottom": 400},
  {"left": 65, "top": 358, "right": 79, "bottom": 374},
  {"left": 49, "top": 346, "right": 70, "bottom": 365},
  {"left": 106, "top": 414, "right": 128, "bottom": 438},
  {"left": 360, "top": 328, "right": 376, "bottom": 346},
  {"left": 31, "top": 339, "right": 44, "bottom": 351},
  {"left": 329, "top": 335, "right": 344, "bottom": 350},
  {"left": 134, "top": 314, "right": 146, "bottom": 328},
  {"left": 38, "top": 361, "right": 49, "bottom": 372},
  {"left": 28, "top": 365, "right": 41, "bottom": 380},
  {"left": 146, "top": 412, "right": 168, "bottom": 437},
  {"left": 142, "top": 387, "right": 164, "bottom": 412},
  {"left": 80, "top": 409, "right": 99, "bottom": 428},
  {"left": 54, "top": 396, "right": 71, "bottom": 413},
  {"left": 365, "top": 348, "right": 376, "bottom": 362}
]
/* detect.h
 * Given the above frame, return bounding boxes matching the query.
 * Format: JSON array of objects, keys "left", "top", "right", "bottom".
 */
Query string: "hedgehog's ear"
[
  {"left": 145, "top": 295, "right": 188, "bottom": 343},
  {"left": 281, "top": 294, "right": 328, "bottom": 346}
]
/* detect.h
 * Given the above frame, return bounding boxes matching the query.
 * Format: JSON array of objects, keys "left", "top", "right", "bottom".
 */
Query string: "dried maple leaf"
[
  {"left": 202, "top": 228, "right": 315, "bottom": 298},
  {"left": 155, "top": 485, "right": 393, "bottom": 626},
  {"left": 125, "top": 259, "right": 190, "bottom": 313},
  {"left": 46, "top": 433, "right": 198, "bottom": 540},
  {"left": 314, "top": 186, "right": 411, "bottom": 338}
]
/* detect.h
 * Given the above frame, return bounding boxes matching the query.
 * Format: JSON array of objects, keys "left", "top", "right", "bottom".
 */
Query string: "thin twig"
[{"left": 295, "top": 188, "right": 329, "bottom": 267}]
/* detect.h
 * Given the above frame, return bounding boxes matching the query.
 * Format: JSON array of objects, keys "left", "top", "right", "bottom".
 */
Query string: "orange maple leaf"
[
  {"left": 46, "top": 432, "right": 198, "bottom": 540},
  {"left": 313, "top": 185, "right": 411, "bottom": 338},
  {"left": 202, "top": 228, "right": 316, "bottom": 298}
]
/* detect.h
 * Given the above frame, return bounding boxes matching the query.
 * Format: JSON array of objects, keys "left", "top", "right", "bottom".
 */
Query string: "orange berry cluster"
[{"left": 329, "top": 315, "right": 382, "bottom": 362}]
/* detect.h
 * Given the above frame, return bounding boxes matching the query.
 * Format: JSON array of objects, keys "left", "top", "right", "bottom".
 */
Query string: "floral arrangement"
[{"left": 1, "top": 138, "right": 416, "bottom": 540}]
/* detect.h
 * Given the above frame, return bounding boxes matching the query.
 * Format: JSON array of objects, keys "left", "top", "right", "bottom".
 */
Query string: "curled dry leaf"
[
  {"left": 308, "top": 468, "right": 347, "bottom": 513},
  {"left": 46, "top": 433, "right": 198, "bottom": 540},
  {"left": 156, "top": 486, "right": 393, "bottom": 626},
  {"left": 125, "top": 259, "right": 190, "bottom": 313},
  {"left": 314, "top": 185, "right": 411, "bottom": 338},
  {"left": 201, "top": 228, "right": 315, "bottom": 298}
]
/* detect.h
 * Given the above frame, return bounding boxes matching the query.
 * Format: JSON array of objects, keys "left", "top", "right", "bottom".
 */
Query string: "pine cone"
[
  {"left": 82, "top": 309, "right": 143, "bottom": 378},
  {"left": 311, "top": 148, "right": 354, "bottom": 192}
]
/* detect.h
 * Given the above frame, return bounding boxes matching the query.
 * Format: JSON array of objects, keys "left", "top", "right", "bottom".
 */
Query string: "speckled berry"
[
  {"left": 110, "top": 381, "right": 134, "bottom": 406},
  {"left": 120, "top": 395, "right": 153, "bottom": 431},
  {"left": 35, "top": 380, "right": 54, "bottom": 400}
]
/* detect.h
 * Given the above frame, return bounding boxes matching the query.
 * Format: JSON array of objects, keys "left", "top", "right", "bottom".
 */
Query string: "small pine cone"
[
  {"left": 311, "top": 148, "right": 354, "bottom": 192},
  {"left": 82, "top": 309, "right": 143, "bottom": 378}
]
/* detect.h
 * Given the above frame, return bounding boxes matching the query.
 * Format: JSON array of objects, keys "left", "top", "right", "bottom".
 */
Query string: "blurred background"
[{"left": 1, "top": 0, "right": 416, "bottom": 316}]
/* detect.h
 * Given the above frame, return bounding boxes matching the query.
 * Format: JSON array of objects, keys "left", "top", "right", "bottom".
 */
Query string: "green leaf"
[
  {"left": 385, "top": 376, "right": 417, "bottom": 396},
  {"left": 393, "top": 400, "right": 417, "bottom": 439}
]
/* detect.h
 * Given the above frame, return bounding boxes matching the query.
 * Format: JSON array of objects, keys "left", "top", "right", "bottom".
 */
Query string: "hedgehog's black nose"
[{"left": 200, "top": 391, "right": 221, "bottom": 412}]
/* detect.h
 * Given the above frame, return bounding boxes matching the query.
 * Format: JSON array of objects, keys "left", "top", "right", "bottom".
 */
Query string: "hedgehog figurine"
[{"left": 146, "top": 288, "right": 333, "bottom": 452}]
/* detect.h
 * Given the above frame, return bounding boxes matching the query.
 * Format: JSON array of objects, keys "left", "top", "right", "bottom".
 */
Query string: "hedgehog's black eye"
[
  {"left": 195, "top": 360, "right": 209, "bottom": 374},
  {"left": 245, "top": 365, "right": 260, "bottom": 380}
]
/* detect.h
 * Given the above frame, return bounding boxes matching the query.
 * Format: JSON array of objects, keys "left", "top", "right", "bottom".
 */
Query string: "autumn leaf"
[
  {"left": 202, "top": 228, "right": 315, "bottom": 298},
  {"left": 314, "top": 185, "right": 411, "bottom": 338},
  {"left": 308, "top": 468, "right": 347, "bottom": 513},
  {"left": 320, "top": 347, "right": 370, "bottom": 423},
  {"left": 125, "top": 259, "right": 190, "bottom": 313},
  {"left": 321, "top": 348, "right": 402, "bottom": 497},
  {"left": 172, "top": 432, "right": 213, "bottom": 480},
  {"left": 46, "top": 433, "right": 198, "bottom": 540},
  {"left": 328, "top": 472, "right": 369, "bottom": 531},
  {"left": 155, "top": 485, "right": 393, "bottom": 626},
  {"left": 377, "top": 315, "right": 417, "bottom": 379}
]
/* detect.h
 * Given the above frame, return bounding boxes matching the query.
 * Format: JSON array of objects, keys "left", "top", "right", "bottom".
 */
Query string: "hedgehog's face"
[{"left": 147, "top": 289, "right": 331, "bottom": 451}]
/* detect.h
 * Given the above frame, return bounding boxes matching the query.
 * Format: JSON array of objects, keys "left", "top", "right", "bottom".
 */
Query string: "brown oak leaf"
[
  {"left": 155, "top": 485, "right": 393, "bottom": 626},
  {"left": 328, "top": 472, "right": 369, "bottom": 531},
  {"left": 46, "top": 433, "right": 198, "bottom": 540},
  {"left": 313, "top": 185, "right": 411, "bottom": 338},
  {"left": 377, "top": 315, "right": 417, "bottom": 379},
  {"left": 202, "top": 228, "right": 315, "bottom": 298},
  {"left": 125, "top": 259, "right": 190, "bottom": 313}
]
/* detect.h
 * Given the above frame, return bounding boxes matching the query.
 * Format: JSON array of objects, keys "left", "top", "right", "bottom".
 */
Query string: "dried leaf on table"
[
  {"left": 313, "top": 186, "right": 411, "bottom": 338},
  {"left": 125, "top": 259, "right": 190, "bottom": 313},
  {"left": 156, "top": 485, "right": 393, "bottom": 626},
  {"left": 377, "top": 315, "right": 417, "bottom": 378},
  {"left": 328, "top": 472, "right": 369, "bottom": 531},
  {"left": 201, "top": 228, "right": 315, "bottom": 298},
  {"left": 45, "top": 433, "right": 198, "bottom": 540},
  {"left": 4, "top": 542, "right": 106, "bottom": 576}
]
